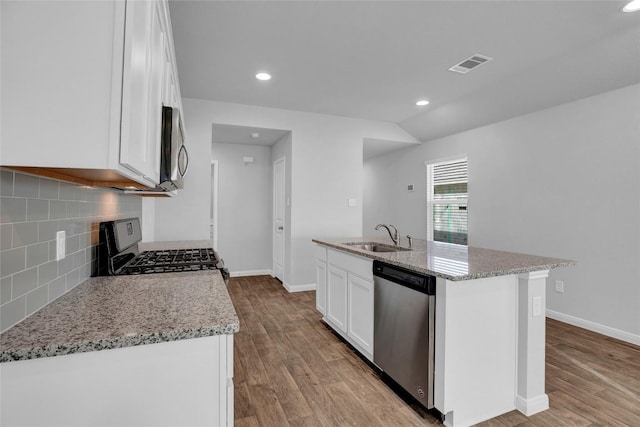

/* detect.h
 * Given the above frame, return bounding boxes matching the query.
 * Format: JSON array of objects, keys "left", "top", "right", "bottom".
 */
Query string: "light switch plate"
[
  {"left": 56, "top": 230, "right": 66, "bottom": 261},
  {"left": 348, "top": 198, "right": 357, "bottom": 207},
  {"left": 554, "top": 280, "right": 564, "bottom": 293}
]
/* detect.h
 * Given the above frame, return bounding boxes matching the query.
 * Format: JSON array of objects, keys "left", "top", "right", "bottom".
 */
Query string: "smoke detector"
[{"left": 448, "top": 54, "right": 493, "bottom": 74}]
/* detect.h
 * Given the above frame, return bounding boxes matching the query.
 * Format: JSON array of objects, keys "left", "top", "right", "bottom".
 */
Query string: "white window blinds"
[{"left": 426, "top": 157, "right": 468, "bottom": 245}]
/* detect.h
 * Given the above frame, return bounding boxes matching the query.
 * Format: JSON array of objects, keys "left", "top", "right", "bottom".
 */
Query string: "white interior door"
[
  {"left": 210, "top": 160, "right": 218, "bottom": 249},
  {"left": 273, "top": 157, "right": 285, "bottom": 281}
]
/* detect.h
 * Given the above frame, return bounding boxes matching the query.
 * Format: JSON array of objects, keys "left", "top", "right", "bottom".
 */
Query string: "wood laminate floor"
[{"left": 228, "top": 275, "right": 640, "bottom": 427}]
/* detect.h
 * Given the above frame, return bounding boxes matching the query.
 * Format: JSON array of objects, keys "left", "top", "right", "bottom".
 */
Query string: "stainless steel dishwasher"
[{"left": 373, "top": 260, "right": 436, "bottom": 408}]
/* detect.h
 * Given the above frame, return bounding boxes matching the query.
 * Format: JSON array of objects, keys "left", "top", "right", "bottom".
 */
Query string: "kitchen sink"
[{"left": 343, "top": 242, "right": 412, "bottom": 253}]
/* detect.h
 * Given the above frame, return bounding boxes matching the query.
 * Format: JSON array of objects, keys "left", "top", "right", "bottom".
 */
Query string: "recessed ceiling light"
[
  {"left": 251, "top": 132, "right": 260, "bottom": 139},
  {"left": 256, "top": 72, "right": 271, "bottom": 81},
  {"left": 623, "top": 0, "right": 640, "bottom": 12},
  {"left": 416, "top": 100, "right": 430, "bottom": 106}
]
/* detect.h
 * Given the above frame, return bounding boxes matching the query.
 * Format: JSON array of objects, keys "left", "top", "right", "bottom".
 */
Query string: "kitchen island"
[
  {"left": 0, "top": 245, "right": 238, "bottom": 427},
  {"left": 313, "top": 236, "right": 573, "bottom": 427}
]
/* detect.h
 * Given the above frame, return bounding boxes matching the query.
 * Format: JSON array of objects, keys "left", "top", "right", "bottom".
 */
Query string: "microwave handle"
[{"left": 178, "top": 145, "right": 189, "bottom": 177}]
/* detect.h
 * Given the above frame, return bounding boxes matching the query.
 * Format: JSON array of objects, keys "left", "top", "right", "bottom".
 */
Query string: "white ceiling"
[
  {"left": 169, "top": 1, "right": 640, "bottom": 143},
  {"left": 212, "top": 123, "right": 289, "bottom": 146}
]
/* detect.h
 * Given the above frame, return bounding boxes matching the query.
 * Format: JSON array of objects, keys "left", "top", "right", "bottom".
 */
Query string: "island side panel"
[
  {"left": 435, "top": 275, "right": 517, "bottom": 427},
  {"left": 516, "top": 270, "right": 550, "bottom": 415},
  {"left": 0, "top": 335, "right": 234, "bottom": 427}
]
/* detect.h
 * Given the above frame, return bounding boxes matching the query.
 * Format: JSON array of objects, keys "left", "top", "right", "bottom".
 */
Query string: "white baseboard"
[
  {"left": 515, "top": 394, "right": 549, "bottom": 416},
  {"left": 282, "top": 282, "right": 316, "bottom": 293},
  {"left": 546, "top": 309, "right": 640, "bottom": 346},
  {"left": 229, "top": 269, "right": 273, "bottom": 278}
]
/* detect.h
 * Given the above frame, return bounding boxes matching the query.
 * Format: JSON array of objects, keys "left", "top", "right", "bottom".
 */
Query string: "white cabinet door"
[
  {"left": 327, "top": 265, "right": 348, "bottom": 334},
  {"left": 315, "top": 260, "right": 327, "bottom": 315},
  {"left": 1, "top": 0, "right": 181, "bottom": 190},
  {"left": 120, "top": 0, "right": 163, "bottom": 184},
  {"left": 347, "top": 274, "right": 374, "bottom": 355}
]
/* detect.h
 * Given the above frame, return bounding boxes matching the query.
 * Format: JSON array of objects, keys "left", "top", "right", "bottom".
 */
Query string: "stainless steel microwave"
[{"left": 158, "top": 106, "right": 188, "bottom": 191}]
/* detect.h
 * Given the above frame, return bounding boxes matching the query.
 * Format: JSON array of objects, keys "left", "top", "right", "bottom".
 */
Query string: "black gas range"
[{"left": 96, "top": 218, "right": 229, "bottom": 283}]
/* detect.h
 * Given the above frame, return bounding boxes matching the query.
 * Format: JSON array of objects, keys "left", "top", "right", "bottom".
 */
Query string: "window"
[{"left": 426, "top": 156, "right": 468, "bottom": 245}]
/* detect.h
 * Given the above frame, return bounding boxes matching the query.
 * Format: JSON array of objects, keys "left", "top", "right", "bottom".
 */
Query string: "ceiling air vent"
[{"left": 448, "top": 54, "right": 493, "bottom": 74}]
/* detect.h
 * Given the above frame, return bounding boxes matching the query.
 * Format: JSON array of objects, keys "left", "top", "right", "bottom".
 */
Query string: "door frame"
[
  {"left": 272, "top": 156, "right": 286, "bottom": 281},
  {"left": 210, "top": 160, "right": 219, "bottom": 250}
]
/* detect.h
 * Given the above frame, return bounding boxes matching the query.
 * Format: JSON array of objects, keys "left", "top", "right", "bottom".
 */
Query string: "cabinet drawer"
[{"left": 328, "top": 249, "right": 373, "bottom": 281}]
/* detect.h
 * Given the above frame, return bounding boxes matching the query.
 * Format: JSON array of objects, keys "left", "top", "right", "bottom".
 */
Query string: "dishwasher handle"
[{"left": 373, "top": 260, "right": 436, "bottom": 295}]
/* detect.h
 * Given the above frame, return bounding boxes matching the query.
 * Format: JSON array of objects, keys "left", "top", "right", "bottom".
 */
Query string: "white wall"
[
  {"left": 364, "top": 84, "right": 640, "bottom": 342},
  {"left": 156, "top": 98, "right": 417, "bottom": 288},
  {"left": 211, "top": 143, "right": 272, "bottom": 274}
]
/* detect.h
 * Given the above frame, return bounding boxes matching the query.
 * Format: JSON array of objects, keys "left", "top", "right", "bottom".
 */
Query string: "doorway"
[
  {"left": 210, "top": 160, "right": 218, "bottom": 249},
  {"left": 273, "top": 157, "right": 285, "bottom": 281}
]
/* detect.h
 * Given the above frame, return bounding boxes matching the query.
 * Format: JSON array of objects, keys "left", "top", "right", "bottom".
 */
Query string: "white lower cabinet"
[
  {"left": 327, "top": 265, "right": 348, "bottom": 334},
  {"left": 1, "top": 335, "right": 234, "bottom": 427},
  {"left": 315, "top": 260, "right": 327, "bottom": 315},
  {"left": 317, "top": 246, "right": 374, "bottom": 361},
  {"left": 347, "top": 273, "right": 374, "bottom": 355}
]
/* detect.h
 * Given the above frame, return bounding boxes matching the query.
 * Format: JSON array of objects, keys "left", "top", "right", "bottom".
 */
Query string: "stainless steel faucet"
[{"left": 375, "top": 224, "right": 399, "bottom": 245}]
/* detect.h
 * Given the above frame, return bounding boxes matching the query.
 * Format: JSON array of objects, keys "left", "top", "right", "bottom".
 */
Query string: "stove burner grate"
[{"left": 118, "top": 248, "right": 219, "bottom": 275}]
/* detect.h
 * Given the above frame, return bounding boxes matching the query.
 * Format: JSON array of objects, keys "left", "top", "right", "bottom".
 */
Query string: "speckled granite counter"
[
  {"left": 313, "top": 236, "right": 574, "bottom": 281},
  {"left": 0, "top": 270, "right": 239, "bottom": 363}
]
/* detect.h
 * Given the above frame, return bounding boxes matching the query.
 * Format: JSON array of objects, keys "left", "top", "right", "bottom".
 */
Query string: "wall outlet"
[
  {"left": 348, "top": 198, "right": 357, "bottom": 207},
  {"left": 554, "top": 280, "right": 564, "bottom": 293},
  {"left": 532, "top": 296, "right": 542, "bottom": 317},
  {"left": 56, "top": 231, "right": 66, "bottom": 261}
]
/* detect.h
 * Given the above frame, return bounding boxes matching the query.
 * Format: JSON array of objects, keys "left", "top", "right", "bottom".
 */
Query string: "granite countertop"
[
  {"left": 313, "top": 236, "right": 574, "bottom": 281},
  {"left": 1, "top": 252, "right": 239, "bottom": 363}
]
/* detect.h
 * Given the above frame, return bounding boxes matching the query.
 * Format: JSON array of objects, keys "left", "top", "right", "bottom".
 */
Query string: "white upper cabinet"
[
  {"left": 120, "top": 0, "right": 165, "bottom": 183},
  {"left": 0, "top": 0, "right": 183, "bottom": 189}
]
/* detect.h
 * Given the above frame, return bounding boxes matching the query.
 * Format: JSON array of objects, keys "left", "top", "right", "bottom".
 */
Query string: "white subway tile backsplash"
[
  {"left": 12, "top": 222, "right": 38, "bottom": 247},
  {"left": 26, "top": 285, "right": 48, "bottom": 316},
  {"left": 79, "top": 201, "right": 92, "bottom": 217},
  {"left": 73, "top": 250, "right": 85, "bottom": 269},
  {"left": 38, "top": 220, "right": 58, "bottom": 242},
  {"left": 48, "top": 241, "right": 56, "bottom": 262},
  {"left": 66, "top": 235, "right": 80, "bottom": 254},
  {"left": 12, "top": 267, "right": 38, "bottom": 298},
  {"left": 0, "top": 295, "right": 26, "bottom": 332},
  {"left": 38, "top": 261, "right": 58, "bottom": 286},
  {"left": 26, "top": 198, "right": 49, "bottom": 221},
  {"left": 48, "top": 277, "right": 66, "bottom": 301},
  {"left": 0, "top": 170, "right": 14, "bottom": 196},
  {"left": 58, "top": 182, "right": 76, "bottom": 201},
  {"left": 1, "top": 224, "right": 12, "bottom": 250},
  {"left": 49, "top": 200, "right": 67, "bottom": 219},
  {"left": 66, "top": 201, "right": 80, "bottom": 218},
  {"left": 1, "top": 247, "right": 26, "bottom": 277},
  {"left": 0, "top": 170, "right": 142, "bottom": 332},
  {"left": 65, "top": 268, "right": 81, "bottom": 290},
  {"left": 27, "top": 242, "right": 49, "bottom": 268},
  {"left": 59, "top": 219, "right": 85, "bottom": 236},
  {"left": 0, "top": 197, "right": 27, "bottom": 223},
  {"left": 58, "top": 256, "right": 74, "bottom": 277},
  {"left": 80, "top": 232, "right": 91, "bottom": 250},
  {"left": 1, "top": 276, "right": 12, "bottom": 304},
  {"left": 14, "top": 174, "right": 40, "bottom": 198},
  {"left": 38, "top": 178, "right": 59, "bottom": 199}
]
